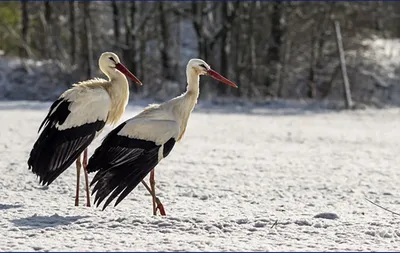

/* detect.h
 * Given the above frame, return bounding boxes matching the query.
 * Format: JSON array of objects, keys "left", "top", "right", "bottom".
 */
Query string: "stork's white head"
[
  {"left": 99, "top": 52, "right": 142, "bottom": 85},
  {"left": 187, "top": 58, "right": 238, "bottom": 88},
  {"left": 187, "top": 59, "right": 211, "bottom": 75}
]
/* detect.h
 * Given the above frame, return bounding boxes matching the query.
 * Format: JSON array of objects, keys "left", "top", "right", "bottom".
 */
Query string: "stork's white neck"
[
  {"left": 166, "top": 66, "right": 200, "bottom": 141},
  {"left": 186, "top": 66, "right": 200, "bottom": 97},
  {"left": 104, "top": 68, "right": 124, "bottom": 82},
  {"left": 103, "top": 67, "right": 130, "bottom": 125}
]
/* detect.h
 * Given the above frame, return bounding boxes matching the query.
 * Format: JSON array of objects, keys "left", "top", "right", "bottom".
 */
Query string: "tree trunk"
[
  {"left": 43, "top": 1, "right": 52, "bottom": 58},
  {"left": 191, "top": 2, "right": 207, "bottom": 60},
  {"left": 175, "top": 11, "right": 182, "bottom": 81},
  {"left": 122, "top": 1, "right": 131, "bottom": 65},
  {"left": 267, "top": 1, "right": 284, "bottom": 95},
  {"left": 277, "top": 39, "right": 291, "bottom": 97},
  {"left": 139, "top": 32, "right": 145, "bottom": 86},
  {"left": 20, "top": 1, "right": 29, "bottom": 58},
  {"left": 69, "top": 0, "right": 76, "bottom": 65},
  {"left": 307, "top": 27, "right": 317, "bottom": 99},
  {"left": 158, "top": 2, "right": 176, "bottom": 81},
  {"left": 218, "top": 2, "right": 229, "bottom": 95},
  {"left": 334, "top": 20, "right": 353, "bottom": 109},
  {"left": 130, "top": 2, "right": 137, "bottom": 76},
  {"left": 44, "top": 1, "right": 51, "bottom": 23},
  {"left": 81, "top": 2, "right": 93, "bottom": 78},
  {"left": 112, "top": 0, "right": 120, "bottom": 48},
  {"left": 248, "top": 1, "right": 260, "bottom": 97},
  {"left": 122, "top": 2, "right": 138, "bottom": 92},
  {"left": 234, "top": 19, "right": 241, "bottom": 97},
  {"left": 139, "top": 2, "right": 146, "bottom": 86}
]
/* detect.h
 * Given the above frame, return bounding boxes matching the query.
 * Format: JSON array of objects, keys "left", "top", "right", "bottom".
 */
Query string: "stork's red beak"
[
  {"left": 207, "top": 69, "right": 238, "bottom": 88},
  {"left": 116, "top": 63, "right": 143, "bottom": 85}
]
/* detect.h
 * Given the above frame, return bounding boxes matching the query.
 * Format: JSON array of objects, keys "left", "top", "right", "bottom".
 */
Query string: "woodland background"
[{"left": 1, "top": 1, "right": 400, "bottom": 107}]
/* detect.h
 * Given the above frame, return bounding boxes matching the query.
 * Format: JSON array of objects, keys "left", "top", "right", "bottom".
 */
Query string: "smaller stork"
[
  {"left": 86, "top": 59, "right": 237, "bottom": 215},
  {"left": 28, "top": 52, "right": 142, "bottom": 207}
]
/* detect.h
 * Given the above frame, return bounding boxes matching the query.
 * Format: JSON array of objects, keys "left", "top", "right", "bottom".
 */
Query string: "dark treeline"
[{"left": 1, "top": 1, "right": 399, "bottom": 104}]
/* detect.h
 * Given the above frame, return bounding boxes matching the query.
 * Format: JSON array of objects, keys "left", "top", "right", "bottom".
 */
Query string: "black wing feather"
[
  {"left": 38, "top": 98, "right": 69, "bottom": 133},
  {"left": 28, "top": 98, "right": 106, "bottom": 186},
  {"left": 87, "top": 124, "right": 176, "bottom": 210}
]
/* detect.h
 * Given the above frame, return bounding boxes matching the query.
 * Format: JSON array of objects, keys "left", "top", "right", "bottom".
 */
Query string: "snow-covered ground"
[{"left": 1, "top": 100, "right": 400, "bottom": 251}]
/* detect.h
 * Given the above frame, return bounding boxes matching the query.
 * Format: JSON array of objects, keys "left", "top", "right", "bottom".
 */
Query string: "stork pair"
[{"left": 28, "top": 52, "right": 237, "bottom": 215}]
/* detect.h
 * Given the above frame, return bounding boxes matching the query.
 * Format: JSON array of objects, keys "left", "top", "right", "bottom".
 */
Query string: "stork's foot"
[
  {"left": 155, "top": 197, "right": 166, "bottom": 216},
  {"left": 141, "top": 178, "right": 166, "bottom": 216}
]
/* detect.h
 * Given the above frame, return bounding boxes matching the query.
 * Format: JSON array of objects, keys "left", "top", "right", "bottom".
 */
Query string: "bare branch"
[
  {"left": 132, "top": 5, "right": 156, "bottom": 35},
  {"left": 365, "top": 198, "right": 400, "bottom": 216}
]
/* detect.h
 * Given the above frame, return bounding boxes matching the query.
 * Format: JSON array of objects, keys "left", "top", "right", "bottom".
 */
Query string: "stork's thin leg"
[
  {"left": 141, "top": 180, "right": 165, "bottom": 216},
  {"left": 75, "top": 155, "right": 82, "bottom": 206},
  {"left": 83, "top": 148, "right": 91, "bottom": 207},
  {"left": 150, "top": 169, "right": 157, "bottom": 215},
  {"left": 149, "top": 168, "right": 166, "bottom": 216}
]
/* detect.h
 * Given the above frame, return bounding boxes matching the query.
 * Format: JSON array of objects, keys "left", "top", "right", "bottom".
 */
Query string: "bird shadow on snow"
[
  {"left": 0, "top": 203, "right": 23, "bottom": 210},
  {"left": 11, "top": 214, "right": 89, "bottom": 230}
]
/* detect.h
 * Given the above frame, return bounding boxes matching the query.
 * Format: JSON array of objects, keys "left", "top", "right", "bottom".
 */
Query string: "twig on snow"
[
  {"left": 365, "top": 197, "right": 400, "bottom": 217},
  {"left": 271, "top": 219, "right": 278, "bottom": 228}
]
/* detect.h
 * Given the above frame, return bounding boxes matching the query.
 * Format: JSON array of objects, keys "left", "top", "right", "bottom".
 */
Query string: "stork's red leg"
[
  {"left": 149, "top": 169, "right": 166, "bottom": 216},
  {"left": 156, "top": 197, "right": 166, "bottom": 216},
  {"left": 149, "top": 169, "right": 156, "bottom": 215},
  {"left": 83, "top": 149, "right": 91, "bottom": 207},
  {"left": 75, "top": 155, "right": 82, "bottom": 206},
  {"left": 141, "top": 179, "right": 166, "bottom": 216}
]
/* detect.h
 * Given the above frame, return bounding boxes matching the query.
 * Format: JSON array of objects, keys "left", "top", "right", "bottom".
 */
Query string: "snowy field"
[{"left": 1, "top": 100, "right": 400, "bottom": 251}]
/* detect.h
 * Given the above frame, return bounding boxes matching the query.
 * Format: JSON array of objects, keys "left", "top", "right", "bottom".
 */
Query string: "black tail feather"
[
  {"left": 87, "top": 133, "right": 164, "bottom": 210},
  {"left": 28, "top": 120, "right": 105, "bottom": 186},
  {"left": 86, "top": 122, "right": 127, "bottom": 174}
]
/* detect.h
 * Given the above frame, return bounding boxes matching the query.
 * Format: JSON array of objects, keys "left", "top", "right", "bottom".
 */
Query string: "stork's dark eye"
[
  {"left": 109, "top": 57, "right": 116, "bottom": 63},
  {"left": 199, "top": 64, "right": 207, "bottom": 70}
]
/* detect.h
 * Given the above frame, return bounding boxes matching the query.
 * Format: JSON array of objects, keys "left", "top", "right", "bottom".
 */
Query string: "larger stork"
[
  {"left": 28, "top": 52, "right": 142, "bottom": 207},
  {"left": 86, "top": 59, "right": 237, "bottom": 215}
]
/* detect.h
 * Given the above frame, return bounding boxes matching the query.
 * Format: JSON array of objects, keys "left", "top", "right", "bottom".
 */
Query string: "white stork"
[
  {"left": 27, "top": 52, "right": 142, "bottom": 207},
  {"left": 86, "top": 59, "right": 238, "bottom": 215}
]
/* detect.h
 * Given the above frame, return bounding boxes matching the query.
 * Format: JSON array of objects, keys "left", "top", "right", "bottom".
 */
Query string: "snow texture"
[{"left": 1, "top": 100, "right": 400, "bottom": 251}]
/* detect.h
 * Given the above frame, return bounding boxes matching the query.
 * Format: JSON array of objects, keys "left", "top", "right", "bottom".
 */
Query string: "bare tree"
[
  {"left": 111, "top": 0, "right": 120, "bottom": 49},
  {"left": 334, "top": 20, "right": 353, "bottom": 109},
  {"left": 218, "top": 2, "right": 231, "bottom": 95},
  {"left": 80, "top": 2, "right": 93, "bottom": 78},
  {"left": 158, "top": 2, "right": 176, "bottom": 81},
  {"left": 123, "top": 1, "right": 139, "bottom": 92},
  {"left": 190, "top": 2, "right": 239, "bottom": 95},
  {"left": 267, "top": 1, "right": 284, "bottom": 96},
  {"left": 4, "top": 2, "right": 400, "bottom": 104},
  {"left": 191, "top": 2, "right": 209, "bottom": 60},
  {"left": 268, "top": 1, "right": 283, "bottom": 64},
  {"left": 41, "top": 1, "right": 52, "bottom": 58},
  {"left": 20, "top": 0, "right": 29, "bottom": 58},
  {"left": 69, "top": 1, "right": 77, "bottom": 66}
]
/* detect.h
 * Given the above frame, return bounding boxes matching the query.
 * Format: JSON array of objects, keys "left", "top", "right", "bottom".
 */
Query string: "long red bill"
[
  {"left": 116, "top": 63, "right": 143, "bottom": 85},
  {"left": 207, "top": 69, "right": 238, "bottom": 88}
]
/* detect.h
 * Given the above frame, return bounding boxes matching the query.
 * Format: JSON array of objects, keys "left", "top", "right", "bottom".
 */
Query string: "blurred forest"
[{"left": 1, "top": 1, "right": 400, "bottom": 106}]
